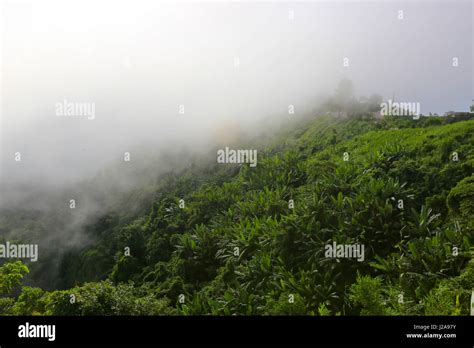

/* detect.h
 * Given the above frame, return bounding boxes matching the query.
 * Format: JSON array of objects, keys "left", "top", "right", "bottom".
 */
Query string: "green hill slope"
[{"left": 1, "top": 115, "right": 473, "bottom": 316}]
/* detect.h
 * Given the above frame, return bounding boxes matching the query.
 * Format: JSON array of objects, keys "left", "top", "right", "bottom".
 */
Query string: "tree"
[
  {"left": 367, "top": 94, "right": 383, "bottom": 112},
  {"left": 0, "top": 261, "right": 29, "bottom": 295},
  {"left": 0, "top": 261, "right": 30, "bottom": 315},
  {"left": 349, "top": 274, "right": 387, "bottom": 315},
  {"left": 333, "top": 79, "right": 356, "bottom": 115},
  {"left": 334, "top": 79, "right": 355, "bottom": 106},
  {"left": 45, "top": 281, "right": 176, "bottom": 315}
]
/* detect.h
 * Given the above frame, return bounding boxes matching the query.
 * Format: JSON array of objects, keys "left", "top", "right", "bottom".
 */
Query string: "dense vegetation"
[{"left": 1, "top": 111, "right": 473, "bottom": 316}]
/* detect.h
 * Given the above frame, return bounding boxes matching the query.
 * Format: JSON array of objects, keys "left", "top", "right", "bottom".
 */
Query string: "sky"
[{"left": 0, "top": 0, "right": 473, "bottom": 195}]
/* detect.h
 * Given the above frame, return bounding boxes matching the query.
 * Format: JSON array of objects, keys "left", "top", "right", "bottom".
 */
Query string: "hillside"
[{"left": 1, "top": 114, "right": 473, "bottom": 316}]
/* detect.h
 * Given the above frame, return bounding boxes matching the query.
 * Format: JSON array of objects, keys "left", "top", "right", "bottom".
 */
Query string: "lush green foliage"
[{"left": 1, "top": 114, "right": 473, "bottom": 316}]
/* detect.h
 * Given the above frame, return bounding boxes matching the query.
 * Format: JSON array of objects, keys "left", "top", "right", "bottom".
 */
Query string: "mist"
[
  {"left": 1, "top": 0, "right": 472, "bottom": 188},
  {"left": 0, "top": 0, "right": 472, "bottom": 286}
]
